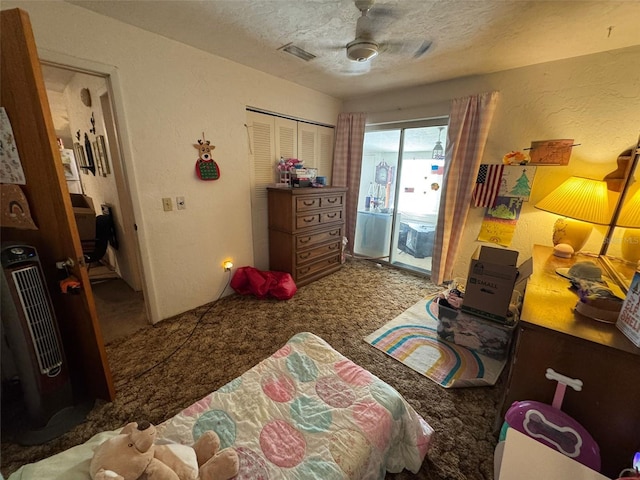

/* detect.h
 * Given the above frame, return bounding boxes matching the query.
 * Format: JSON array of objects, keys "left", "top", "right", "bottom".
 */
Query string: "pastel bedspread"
[{"left": 9, "top": 332, "right": 433, "bottom": 480}]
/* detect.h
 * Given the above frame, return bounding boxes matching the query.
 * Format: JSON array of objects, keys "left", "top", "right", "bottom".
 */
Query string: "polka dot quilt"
[
  {"left": 157, "top": 332, "right": 434, "bottom": 479},
  {"left": 7, "top": 332, "right": 433, "bottom": 480}
]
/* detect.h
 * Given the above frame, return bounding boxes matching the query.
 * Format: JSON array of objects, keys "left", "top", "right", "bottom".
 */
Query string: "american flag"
[{"left": 472, "top": 164, "right": 504, "bottom": 207}]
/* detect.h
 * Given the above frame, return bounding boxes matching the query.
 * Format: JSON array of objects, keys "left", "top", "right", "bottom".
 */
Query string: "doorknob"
[{"left": 55, "top": 257, "right": 75, "bottom": 270}]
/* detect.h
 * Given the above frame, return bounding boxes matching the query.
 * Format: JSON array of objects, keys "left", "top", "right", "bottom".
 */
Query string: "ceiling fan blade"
[{"left": 413, "top": 40, "right": 433, "bottom": 59}]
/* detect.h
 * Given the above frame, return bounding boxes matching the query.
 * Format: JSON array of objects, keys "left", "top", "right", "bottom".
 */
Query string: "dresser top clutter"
[
  {"left": 500, "top": 244, "right": 639, "bottom": 478},
  {"left": 522, "top": 244, "right": 639, "bottom": 356},
  {"left": 267, "top": 186, "right": 347, "bottom": 287}
]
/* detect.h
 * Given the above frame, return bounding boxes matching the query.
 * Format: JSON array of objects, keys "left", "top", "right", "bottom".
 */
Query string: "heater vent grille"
[{"left": 11, "top": 266, "right": 63, "bottom": 375}]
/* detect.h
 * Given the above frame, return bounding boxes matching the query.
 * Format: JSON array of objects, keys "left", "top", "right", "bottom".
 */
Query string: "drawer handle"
[
  {"left": 299, "top": 252, "right": 311, "bottom": 259},
  {"left": 303, "top": 216, "right": 315, "bottom": 223},
  {"left": 303, "top": 200, "right": 315, "bottom": 206},
  {"left": 327, "top": 198, "right": 338, "bottom": 203},
  {"left": 329, "top": 244, "right": 338, "bottom": 250},
  {"left": 299, "top": 267, "right": 310, "bottom": 275},
  {"left": 326, "top": 213, "right": 337, "bottom": 219},
  {"left": 300, "top": 237, "right": 311, "bottom": 244},
  {"left": 329, "top": 230, "right": 339, "bottom": 236}
]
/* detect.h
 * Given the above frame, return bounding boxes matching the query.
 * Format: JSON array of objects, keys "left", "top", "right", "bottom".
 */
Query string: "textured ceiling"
[{"left": 67, "top": 0, "right": 640, "bottom": 100}]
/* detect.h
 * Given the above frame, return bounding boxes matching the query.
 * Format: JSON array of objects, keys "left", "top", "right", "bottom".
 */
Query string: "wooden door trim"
[{"left": 1, "top": 8, "right": 114, "bottom": 401}]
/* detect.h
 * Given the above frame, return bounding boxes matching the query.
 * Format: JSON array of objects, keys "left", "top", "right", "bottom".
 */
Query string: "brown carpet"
[{"left": 1, "top": 258, "right": 505, "bottom": 479}]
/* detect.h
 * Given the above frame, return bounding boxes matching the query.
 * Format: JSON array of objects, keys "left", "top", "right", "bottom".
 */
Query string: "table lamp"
[
  {"left": 616, "top": 188, "right": 640, "bottom": 264},
  {"left": 534, "top": 177, "right": 610, "bottom": 257}
]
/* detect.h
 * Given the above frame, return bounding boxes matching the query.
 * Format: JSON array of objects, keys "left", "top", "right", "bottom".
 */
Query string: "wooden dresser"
[
  {"left": 499, "top": 245, "right": 640, "bottom": 478},
  {"left": 267, "top": 186, "right": 347, "bottom": 286}
]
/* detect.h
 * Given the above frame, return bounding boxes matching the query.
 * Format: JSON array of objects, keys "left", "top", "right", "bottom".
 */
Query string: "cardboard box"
[
  {"left": 436, "top": 300, "right": 517, "bottom": 359},
  {"left": 70, "top": 193, "right": 96, "bottom": 241},
  {"left": 461, "top": 246, "right": 533, "bottom": 323}
]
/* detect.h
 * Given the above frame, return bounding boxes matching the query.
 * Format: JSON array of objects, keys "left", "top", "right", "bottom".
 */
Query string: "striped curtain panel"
[
  {"left": 332, "top": 112, "right": 366, "bottom": 255},
  {"left": 431, "top": 92, "right": 499, "bottom": 285}
]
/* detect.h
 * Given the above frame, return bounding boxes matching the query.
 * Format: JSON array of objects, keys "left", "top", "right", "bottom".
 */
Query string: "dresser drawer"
[
  {"left": 320, "top": 194, "right": 344, "bottom": 209},
  {"left": 295, "top": 213, "right": 321, "bottom": 229},
  {"left": 295, "top": 196, "right": 321, "bottom": 212},
  {"left": 296, "top": 240, "right": 341, "bottom": 265},
  {"left": 321, "top": 209, "right": 343, "bottom": 224},
  {"left": 295, "top": 208, "right": 342, "bottom": 230},
  {"left": 296, "top": 226, "right": 343, "bottom": 249},
  {"left": 296, "top": 254, "right": 341, "bottom": 281},
  {"left": 295, "top": 193, "right": 344, "bottom": 213}
]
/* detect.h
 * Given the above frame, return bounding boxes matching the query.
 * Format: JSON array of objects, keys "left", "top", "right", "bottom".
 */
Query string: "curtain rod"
[{"left": 246, "top": 107, "right": 334, "bottom": 129}]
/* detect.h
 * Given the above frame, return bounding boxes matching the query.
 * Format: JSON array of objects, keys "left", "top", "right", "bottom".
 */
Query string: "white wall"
[
  {"left": 344, "top": 46, "right": 640, "bottom": 280},
  {"left": 4, "top": 1, "right": 342, "bottom": 323}
]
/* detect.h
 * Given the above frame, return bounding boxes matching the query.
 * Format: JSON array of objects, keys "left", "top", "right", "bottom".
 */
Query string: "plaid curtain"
[
  {"left": 431, "top": 92, "right": 499, "bottom": 285},
  {"left": 332, "top": 112, "right": 366, "bottom": 255}
]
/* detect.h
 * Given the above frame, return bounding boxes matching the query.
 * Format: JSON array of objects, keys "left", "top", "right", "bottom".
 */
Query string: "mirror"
[{"left": 600, "top": 136, "right": 640, "bottom": 292}]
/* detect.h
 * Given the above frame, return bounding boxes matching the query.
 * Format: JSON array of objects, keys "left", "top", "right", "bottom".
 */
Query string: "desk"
[{"left": 499, "top": 245, "right": 640, "bottom": 478}]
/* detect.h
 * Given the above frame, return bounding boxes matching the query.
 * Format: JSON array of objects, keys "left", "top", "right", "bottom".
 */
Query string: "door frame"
[
  {"left": 1, "top": 8, "right": 114, "bottom": 400},
  {"left": 356, "top": 118, "right": 449, "bottom": 275},
  {"left": 38, "top": 49, "right": 151, "bottom": 322}
]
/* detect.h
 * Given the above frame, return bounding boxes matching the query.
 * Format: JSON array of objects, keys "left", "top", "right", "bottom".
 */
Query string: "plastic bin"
[{"left": 436, "top": 299, "right": 518, "bottom": 359}]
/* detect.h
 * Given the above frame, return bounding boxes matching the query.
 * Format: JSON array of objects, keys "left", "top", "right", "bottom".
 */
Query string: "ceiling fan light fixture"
[{"left": 346, "top": 40, "right": 379, "bottom": 62}]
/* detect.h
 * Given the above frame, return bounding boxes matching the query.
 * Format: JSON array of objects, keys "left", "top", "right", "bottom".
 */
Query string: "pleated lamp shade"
[
  {"left": 535, "top": 177, "right": 610, "bottom": 225},
  {"left": 617, "top": 188, "right": 640, "bottom": 228},
  {"left": 618, "top": 188, "right": 640, "bottom": 263},
  {"left": 535, "top": 177, "right": 610, "bottom": 257}
]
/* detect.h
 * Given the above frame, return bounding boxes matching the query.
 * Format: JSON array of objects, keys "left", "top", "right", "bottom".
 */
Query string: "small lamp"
[
  {"left": 535, "top": 177, "right": 610, "bottom": 257},
  {"left": 616, "top": 188, "right": 640, "bottom": 264},
  {"left": 432, "top": 127, "right": 445, "bottom": 160}
]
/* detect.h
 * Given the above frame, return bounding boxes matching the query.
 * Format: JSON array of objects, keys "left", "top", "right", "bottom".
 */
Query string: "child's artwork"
[
  {"left": 528, "top": 139, "right": 576, "bottom": 165},
  {"left": 0, "top": 107, "right": 26, "bottom": 185},
  {"left": 498, "top": 166, "right": 537, "bottom": 201},
  {"left": 1, "top": 184, "right": 37, "bottom": 230},
  {"left": 477, "top": 196, "right": 524, "bottom": 247}
]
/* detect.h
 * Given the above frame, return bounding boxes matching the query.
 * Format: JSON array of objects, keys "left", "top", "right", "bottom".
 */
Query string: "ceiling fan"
[{"left": 344, "top": 0, "right": 432, "bottom": 64}]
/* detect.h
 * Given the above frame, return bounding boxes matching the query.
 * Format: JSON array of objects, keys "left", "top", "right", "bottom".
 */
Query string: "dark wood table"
[{"left": 499, "top": 245, "right": 640, "bottom": 478}]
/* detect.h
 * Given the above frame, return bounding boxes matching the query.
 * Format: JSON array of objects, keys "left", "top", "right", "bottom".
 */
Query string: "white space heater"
[{"left": 0, "top": 243, "right": 77, "bottom": 444}]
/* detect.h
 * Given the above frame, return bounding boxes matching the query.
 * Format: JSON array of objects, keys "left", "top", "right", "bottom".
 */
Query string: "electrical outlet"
[
  {"left": 176, "top": 196, "right": 186, "bottom": 210},
  {"left": 162, "top": 197, "right": 172, "bottom": 211}
]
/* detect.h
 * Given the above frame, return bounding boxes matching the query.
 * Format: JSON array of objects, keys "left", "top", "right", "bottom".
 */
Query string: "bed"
[{"left": 9, "top": 332, "right": 434, "bottom": 479}]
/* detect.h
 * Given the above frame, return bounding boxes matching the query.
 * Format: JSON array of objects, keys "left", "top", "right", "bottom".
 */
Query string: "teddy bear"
[{"left": 89, "top": 420, "right": 239, "bottom": 480}]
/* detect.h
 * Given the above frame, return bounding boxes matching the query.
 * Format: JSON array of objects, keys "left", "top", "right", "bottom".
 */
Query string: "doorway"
[
  {"left": 353, "top": 121, "right": 448, "bottom": 275},
  {"left": 41, "top": 63, "right": 149, "bottom": 343}
]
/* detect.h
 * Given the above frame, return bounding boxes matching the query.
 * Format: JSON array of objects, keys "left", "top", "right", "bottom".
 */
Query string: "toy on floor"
[
  {"left": 499, "top": 368, "right": 601, "bottom": 472},
  {"left": 90, "top": 420, "right": 239, "bottom": 480}
]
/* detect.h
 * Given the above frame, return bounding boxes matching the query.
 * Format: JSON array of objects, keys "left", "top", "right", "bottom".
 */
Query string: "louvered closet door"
[
  {"left": 317, "top": 125, "right": 334, "bottom": 183},
  {"left": 298, "top": 124, "right": 335, "bottom": 184},
  {"left": 298, "top": 123, "right": 317, "bottom": 169},
  {"left": 275, "top": 117, "right": 297, "bottom": 161},
  {"left": 247, "top": 111, "right": 297, "bottom": 270}
]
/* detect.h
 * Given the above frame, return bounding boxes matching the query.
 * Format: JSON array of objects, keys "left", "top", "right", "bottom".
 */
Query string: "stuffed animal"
[{"left": 90, "top": 420, "right": 239, "bottom": 480}]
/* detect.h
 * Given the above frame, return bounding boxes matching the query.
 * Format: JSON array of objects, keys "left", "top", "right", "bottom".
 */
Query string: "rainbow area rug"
[{"left": 364, "top": 296, "right": 507, "bottom": 388}]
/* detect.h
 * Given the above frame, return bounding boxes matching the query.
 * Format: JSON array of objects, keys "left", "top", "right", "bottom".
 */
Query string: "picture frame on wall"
[
  {"left": 96, "top": 135, "right": 111, "bottom": 175},
  {"left": 72, "top": 142, "right": 89, "bottom": 175},
  {"left": 92, "top": 140, "right": 105, "bottom": 177}
]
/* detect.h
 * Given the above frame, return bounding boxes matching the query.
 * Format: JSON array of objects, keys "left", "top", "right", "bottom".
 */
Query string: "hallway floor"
[{"left": 89, "top": 265, "right": 149, "bottom": 344}]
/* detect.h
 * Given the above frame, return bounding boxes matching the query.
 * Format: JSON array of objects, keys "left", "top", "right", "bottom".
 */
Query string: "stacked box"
[
  {"left": 461, "top": 246, "right": 532, "bottom": 323},
  {"left": 70, "top": 193, "right": 96, "bottom": 241}
]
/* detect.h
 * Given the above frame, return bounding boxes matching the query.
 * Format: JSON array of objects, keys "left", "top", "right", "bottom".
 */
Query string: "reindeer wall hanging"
[{"left": 194, "top": 134, "right": 220, "bottom": 181}]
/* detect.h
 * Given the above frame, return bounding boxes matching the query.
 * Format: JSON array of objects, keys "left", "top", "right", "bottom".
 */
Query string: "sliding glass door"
[{"left": 353, "top": 121, "right": 448, "bottom": 275}]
